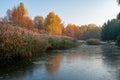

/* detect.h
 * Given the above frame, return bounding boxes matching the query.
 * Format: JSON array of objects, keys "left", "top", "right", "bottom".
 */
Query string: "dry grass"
[
  {"left": 0, "top": 24, "right": 49, "bottom": 60},
  {"left": 0, "top": 24, "right": 78, "bottom": 60}
]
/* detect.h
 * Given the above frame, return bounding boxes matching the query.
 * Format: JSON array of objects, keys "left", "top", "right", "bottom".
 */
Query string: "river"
[{"left": 0, "top": 44, "right": 120, "bottom": 80}]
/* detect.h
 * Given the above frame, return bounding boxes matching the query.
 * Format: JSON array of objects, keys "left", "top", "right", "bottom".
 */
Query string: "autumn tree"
[
  {"left": 65, "top": 24, "right": 85, "bottom": 39},
  {"left": 22, "top": 16, "right": 34, "bottom": 29},
  {"left": 11, "top": 3, "right": 26, "bottom": 25},
  {"left": 11, "top": 2, "right": 34, "bottom": 30},
  {"left": 83, "top": 24, "right": 101, "bottom": 40},
  {"left": 44, "top": 12, "right": 62, "bottom": 35},
  {"left": 74, "top": 27, "right": 84, "bottom": 40},
  {"left": 65, "top": 24, "right": 101, "bottom": 40},
  {"left": 65, "top": 24, "right": 75, "bottom": 37},
  {"left": 33, "top": 16, "right": 44, "bottom": 32}
]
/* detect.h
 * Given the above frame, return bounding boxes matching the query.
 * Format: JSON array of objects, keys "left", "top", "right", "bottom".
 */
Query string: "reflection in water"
[
  {"left": 0, "top": 44, "right": 120, "bottom": 80},
  {"left": 45, "top": 53, "right": 62, "bottom": 75},
  {"left": 101, "top": 44, "right": 120, "bottom": 80}
]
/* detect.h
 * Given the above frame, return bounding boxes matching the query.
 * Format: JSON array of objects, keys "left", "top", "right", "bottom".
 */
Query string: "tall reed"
[{"left": 0, "top": 24, "right": 49, "bottom": 60}]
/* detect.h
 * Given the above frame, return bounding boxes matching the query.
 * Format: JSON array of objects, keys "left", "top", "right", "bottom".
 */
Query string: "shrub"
[
  {"left": 86, "top": 39, "right": 101, "bottom": 45},
  {"left": 0, "top": 24, "right": 49, "bottom": 60},
  {"left": 26, "top": 36, "right": 49, "bottom": 53},
  {"left": 47, "top": 37, "right": 78, "bottom": 49}
]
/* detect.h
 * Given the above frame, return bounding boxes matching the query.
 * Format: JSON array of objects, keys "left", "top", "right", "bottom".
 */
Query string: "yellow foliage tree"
[
  {"left": 11, "top": 2, "right": 34, "bottom": 30},
  {"left": 44, "top": 12, "right": 62, "bottom": 35}
]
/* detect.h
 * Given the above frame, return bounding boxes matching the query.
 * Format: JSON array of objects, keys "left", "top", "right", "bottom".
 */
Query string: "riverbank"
[
  {"left": 0, "top": 24, "right": 79, "bottom": 60},
  {"left": 0, "top": 44, "right": 120, "bottom": 80}
]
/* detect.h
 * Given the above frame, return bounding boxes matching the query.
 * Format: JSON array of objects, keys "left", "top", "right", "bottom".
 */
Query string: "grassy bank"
[
  {"left": 47, "top": 37, "right": 78, "bottom": 49},
  {"left": 0, "top": 24, "right": 78, "bottom": 60},
  {"left": 86, "top": 39, "right": 101, "bottom": 45}
]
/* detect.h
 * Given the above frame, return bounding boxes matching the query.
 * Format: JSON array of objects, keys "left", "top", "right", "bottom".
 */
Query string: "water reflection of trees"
[
  {"left": 101, "top": 44, "right": 120, "bottom": 80},
  {"left": 0, "top": 52, "right": 62, "bottom": 79},
  {"left": 101, "top": 45, "right": 120, "bottom": 67},
  {"left": 45, "top": 53, "right": 62, "bottom": 75}
]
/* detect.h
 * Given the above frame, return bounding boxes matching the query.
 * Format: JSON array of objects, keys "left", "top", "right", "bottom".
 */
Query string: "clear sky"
[{"left": 0, "top": 0, "right": 119, "bottom": 26}]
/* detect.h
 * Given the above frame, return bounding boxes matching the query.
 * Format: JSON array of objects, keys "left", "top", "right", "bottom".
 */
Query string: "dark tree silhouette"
[
  {"left": 117, "top": 0, "right": 120, "bottom": 4},
  {"left": 101, "top": 19, "right": 120, "bottom": 41}
]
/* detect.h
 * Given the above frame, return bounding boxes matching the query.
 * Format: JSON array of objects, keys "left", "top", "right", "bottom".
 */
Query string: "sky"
[{"left": 0, "top": 0, "right": 120, "bottom": 26}]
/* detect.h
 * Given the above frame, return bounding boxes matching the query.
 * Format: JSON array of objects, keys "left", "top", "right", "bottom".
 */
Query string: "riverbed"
[{"left": 0, "top": 44, "right": 120, "bottom": 80}]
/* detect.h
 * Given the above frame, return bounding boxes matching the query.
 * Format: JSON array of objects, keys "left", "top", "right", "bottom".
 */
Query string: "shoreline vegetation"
[
  {"left": 0, "top": 2, "right": 120, "bottom": 61},
  {"left": 0, "top": 23, "right": 119, "bottom": 61},
  {"left": 86, "top": 39, "right": 101, "bottom": 45},
  {"left": 0, "top": 23, "right": 79, "bottom": 60},
  {"left": 0, "top": 2, "right": 101, "bottom": 61}
]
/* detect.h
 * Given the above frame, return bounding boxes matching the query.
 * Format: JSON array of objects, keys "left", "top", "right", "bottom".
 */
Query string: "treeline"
[
  {"left": 63, "top": 24, "right": 101, "bottom": 40},
  {"left": 101, "top": 1, "right": 120, "bottom": 44},
  {"left": 0, "top": 2, "right": 101, "bottom": 40},
  {"left": 101, "top": 0, "right": 120, "bottom": 46},
  {"left": 1, "top": 3, "right": 62, "bottom": 35},
  {"left": 101, "top": 19, "right": 120, "bottom": 47},
  {"left": 101, "top": 19, "right": 120, "bottom": 41}
]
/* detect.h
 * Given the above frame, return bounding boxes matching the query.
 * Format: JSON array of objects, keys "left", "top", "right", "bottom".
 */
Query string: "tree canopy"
[
  {"left": 64, "top": 24, "right": 101, "bottom": 40},
  {"left": 44, "top": 12, "right": 62, "bottom": 35},
  {"left": 33, "top": 16, "right": 44, "bottom": 32},
  {"left": 10, "top": 2, "right": 34, "bottom": 29},
  {"left": 101, "top": 19, "right": 120, "bottom": 41}
]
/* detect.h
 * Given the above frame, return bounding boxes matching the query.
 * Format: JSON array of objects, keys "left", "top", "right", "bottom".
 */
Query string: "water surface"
[{"left": 0, "top": 44, "right": 120, "bottom": 80}]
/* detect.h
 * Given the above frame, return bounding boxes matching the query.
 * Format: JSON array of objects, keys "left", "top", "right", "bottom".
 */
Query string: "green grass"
[{"left": 48, "top": 38, "right": 78, "bottom": 49}]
